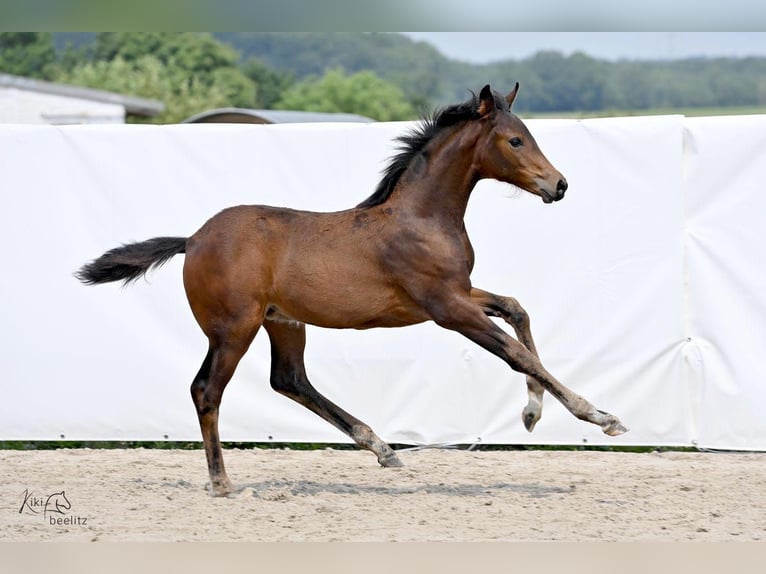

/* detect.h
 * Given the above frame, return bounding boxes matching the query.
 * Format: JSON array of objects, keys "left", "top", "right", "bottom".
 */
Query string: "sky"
[{"left": 400, "top": 33, "right": 766, "bottom": 64}]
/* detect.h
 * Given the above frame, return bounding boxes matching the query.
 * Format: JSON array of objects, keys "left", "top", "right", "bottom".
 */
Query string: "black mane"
[{"left": 356, "top": 90, "right": 509, "bottom": 209}]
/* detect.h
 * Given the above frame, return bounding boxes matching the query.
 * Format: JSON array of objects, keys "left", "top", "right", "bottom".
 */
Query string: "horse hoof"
[
  {"left": 205, "top": 480, "right": 235, "bottom": 497},
  {"left": 601, "top": 415, "right": 629, "bottom": 436},
  {"left": 378, "top": 452, "right": 404, "bottom": 468},
  {"left": 522, "top": 404, "right": 541, "bottom": 432}
]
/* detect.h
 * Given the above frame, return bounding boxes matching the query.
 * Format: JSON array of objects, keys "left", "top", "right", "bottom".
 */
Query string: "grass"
[
  {"left": 0, "top": 440, "right": 695, "bottom": 454},
  {"left": 525, "top": 105, "right": 766, "bottom": 119}
]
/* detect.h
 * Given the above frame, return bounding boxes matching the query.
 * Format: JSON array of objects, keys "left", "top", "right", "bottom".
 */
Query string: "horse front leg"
[
  {"left": 429, "top": 294, "right": 628, "bottom": 436},
  {"left": 471, "top": 288, "right": 545, "bottom": 431}
]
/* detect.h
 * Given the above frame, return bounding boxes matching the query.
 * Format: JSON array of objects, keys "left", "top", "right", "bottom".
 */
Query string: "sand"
[{"left": 3, "top": 447, "right": 765, "bottom": 542}]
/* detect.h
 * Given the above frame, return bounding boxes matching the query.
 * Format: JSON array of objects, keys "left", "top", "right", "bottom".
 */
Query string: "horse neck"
[{"left": 389, "top": 127, "right": 481, "bottom": 227}]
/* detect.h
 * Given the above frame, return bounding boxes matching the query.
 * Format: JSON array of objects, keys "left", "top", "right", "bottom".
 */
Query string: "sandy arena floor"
[{"left": 2, "top": 447, "right": 765, "bottom": 542}]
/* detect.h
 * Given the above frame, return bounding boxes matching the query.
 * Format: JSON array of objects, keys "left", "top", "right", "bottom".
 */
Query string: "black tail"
[{"left": 75, "top": 236, "right": 187, "bottom": 286}]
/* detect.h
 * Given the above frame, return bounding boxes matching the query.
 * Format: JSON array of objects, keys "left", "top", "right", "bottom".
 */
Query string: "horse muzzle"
[{"left": 541, "top": 178, "right": 568, "bottom": 203}]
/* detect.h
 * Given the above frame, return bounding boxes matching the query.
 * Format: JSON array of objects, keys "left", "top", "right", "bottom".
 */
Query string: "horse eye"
[{"left": 509, "top": 137, "right": 523, "bottom": 148}]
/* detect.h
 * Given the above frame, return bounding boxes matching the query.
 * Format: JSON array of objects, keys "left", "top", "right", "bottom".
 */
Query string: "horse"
[{"left": 77, "top": 84, "right": 628, "bottom": 497}]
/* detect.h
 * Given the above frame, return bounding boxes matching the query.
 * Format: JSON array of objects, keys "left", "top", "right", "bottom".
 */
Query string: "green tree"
[
  {"left": 241, "top": 57, "right": 294, "bottom": 108},
  {"left": 217, "top": 33, "right": 449, "bottom": 106},
  {"left": 90, "top": 32, "right": 256, "bottom": 108},
  {"left": 93, "top": 33, "right": 239, "bottom": 72},
  {"left": 57, "top": 42, "right": 92, "bottom": 74},
  {"left": 0, "top": 33, "right": 56, "bottom": 79},
  {"left": 55, "top": 33, "right": 258, "bottom": 122},
  {"left": 56, "top": 56, "right": 250, "bottom": 123},
  {"left": 274, "top": 68, "right": 416, "bottom": 121},
  {"left": 47, "top": 32, "right": 766, "bottom": 116}
]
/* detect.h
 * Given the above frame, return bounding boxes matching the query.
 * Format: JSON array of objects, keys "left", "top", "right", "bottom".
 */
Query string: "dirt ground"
[{"left": 2, "top": 447, "right": 765, "bottom": 542}]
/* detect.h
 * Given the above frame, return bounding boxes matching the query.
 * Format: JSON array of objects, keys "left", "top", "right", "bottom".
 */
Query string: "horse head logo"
[{"left": 44, "top": 491, "right": 71, "bottom": 516}]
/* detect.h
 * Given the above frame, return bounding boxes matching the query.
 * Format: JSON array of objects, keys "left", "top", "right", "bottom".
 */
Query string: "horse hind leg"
[
  {"left": 471, "top": 288, "right": 545, "bottom": 432},
  {"left": 264, "top": 319, "right": 403, "bottom": 468},
  {"left": 191, "top": 322, "right": 261, "bottom": 497}
]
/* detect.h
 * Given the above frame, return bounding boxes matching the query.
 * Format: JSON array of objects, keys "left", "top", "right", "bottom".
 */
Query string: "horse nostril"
[{"left": 557, "top": 179, "right": 568, "bottom": 193}]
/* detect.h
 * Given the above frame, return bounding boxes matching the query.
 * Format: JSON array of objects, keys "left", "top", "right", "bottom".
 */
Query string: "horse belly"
[{"left": 270, "top": 265, "right": 430, "bottom": 330}]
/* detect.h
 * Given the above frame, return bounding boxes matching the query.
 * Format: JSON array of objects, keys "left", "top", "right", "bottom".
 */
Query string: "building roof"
[
  {"left": 182, "top": 107, "right": 376, "bottom": 124},
  {"left": 0, "top": 73, "right": 164, "bottom": 117}
]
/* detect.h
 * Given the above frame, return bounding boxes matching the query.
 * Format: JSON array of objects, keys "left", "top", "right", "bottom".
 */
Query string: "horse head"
[{"left": 474, "top": 83, "right": 568, "bottom": 204}]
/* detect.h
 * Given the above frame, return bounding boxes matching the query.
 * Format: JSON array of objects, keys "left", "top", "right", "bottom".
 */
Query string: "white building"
[{"left": 0, "top": 73, "right": 164, "bottom": 124}]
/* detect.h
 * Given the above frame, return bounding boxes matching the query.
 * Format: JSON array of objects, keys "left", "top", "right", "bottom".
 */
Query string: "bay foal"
[{"left": 78, "top": 84, "right": 627, "bottom": 496}]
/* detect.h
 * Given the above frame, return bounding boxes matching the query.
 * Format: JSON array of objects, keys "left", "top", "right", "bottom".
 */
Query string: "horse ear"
[
  {"left": 506, "top": 82, "right": 520, "bottom": 108},
  {"left": 477, "top": 84, "right": 496, "bottom": 118}
]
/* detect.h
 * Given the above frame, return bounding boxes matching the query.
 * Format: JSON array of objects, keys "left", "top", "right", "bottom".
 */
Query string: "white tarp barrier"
[
  {"left": 684, "top": 116, "right": 766, "bottom": 451},
  {"left": 0, "top": 115, "right": 762, "bottom": 449}
]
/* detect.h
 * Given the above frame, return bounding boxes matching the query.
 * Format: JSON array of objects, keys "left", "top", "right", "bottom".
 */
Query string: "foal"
[{"left": 78, "top": 84, "right": 627, "bottom": 496}]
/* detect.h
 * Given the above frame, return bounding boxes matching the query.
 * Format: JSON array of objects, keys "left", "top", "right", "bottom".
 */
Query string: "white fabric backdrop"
[
  {"left": 684, "top": 116, "right": 766, "bottom": 450},
  {"left": 0, "top": 116, "right": 762, "bottom": 449}
]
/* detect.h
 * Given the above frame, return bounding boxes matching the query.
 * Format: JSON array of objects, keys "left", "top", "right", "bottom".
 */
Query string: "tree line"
[{"left": 2, "top": 32, "right": 765, "bottom": 124}]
